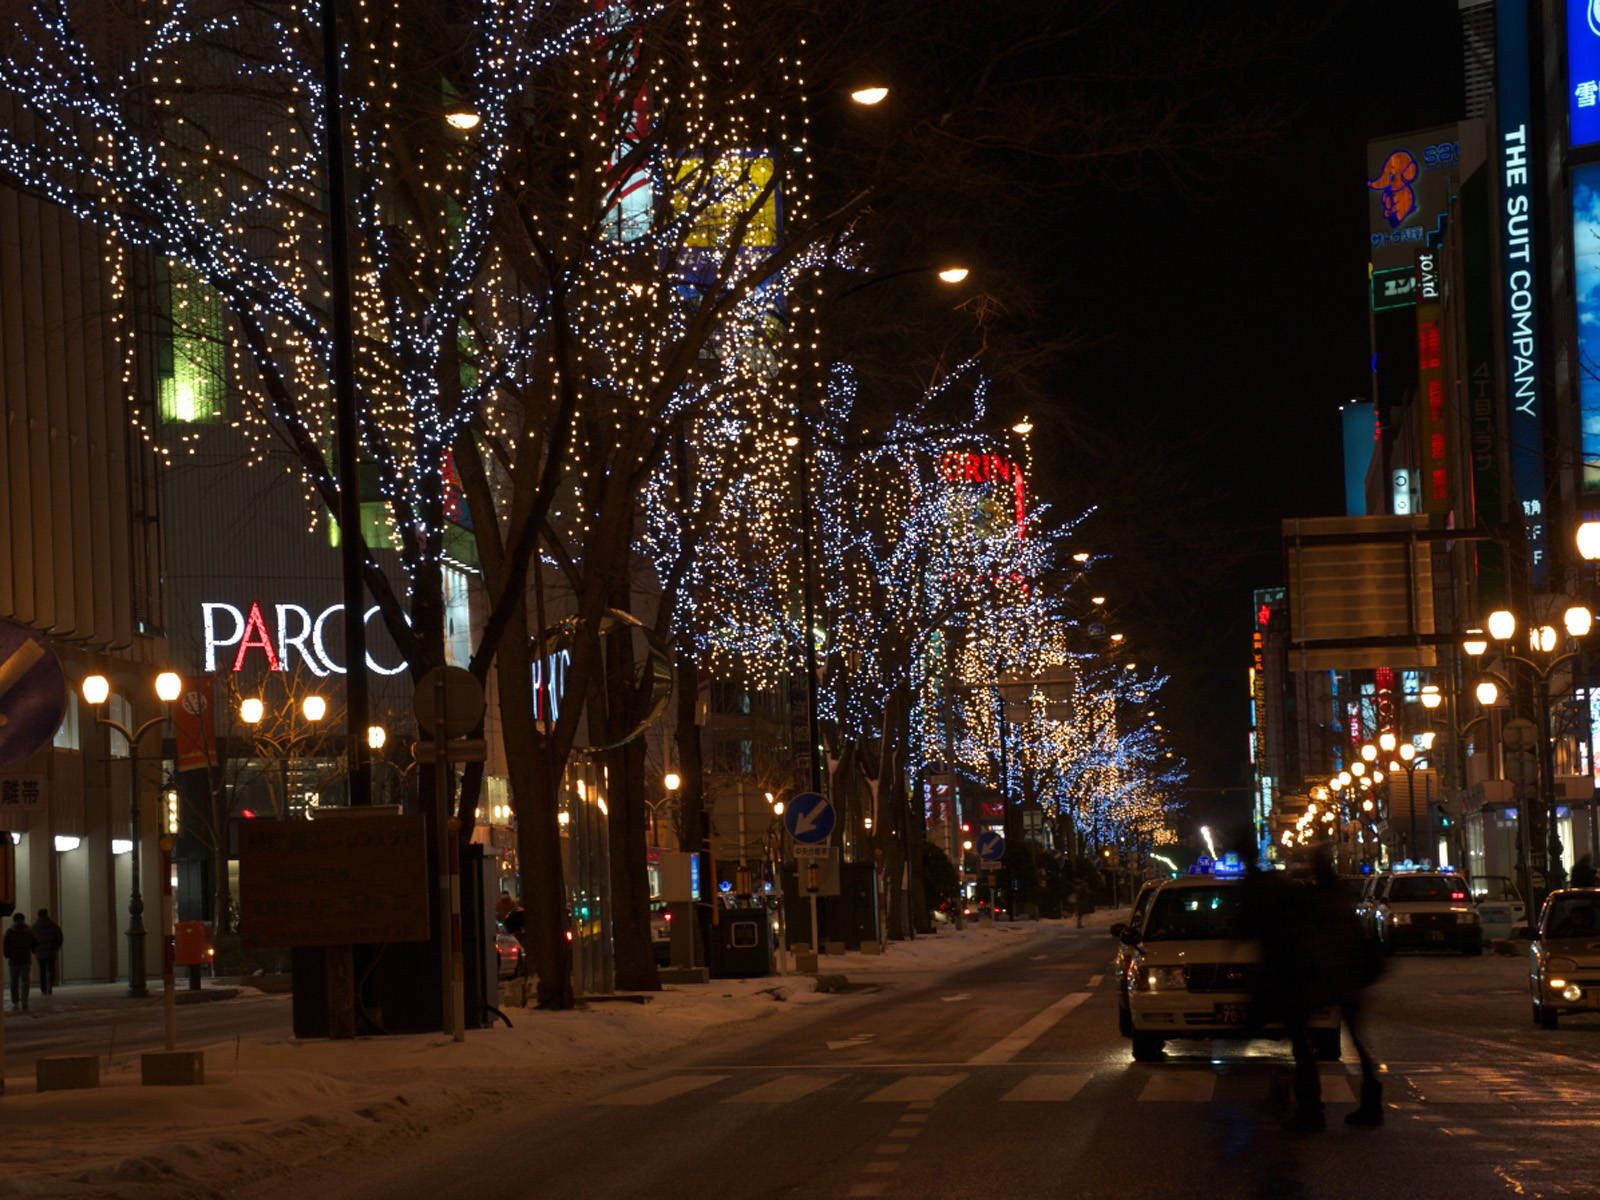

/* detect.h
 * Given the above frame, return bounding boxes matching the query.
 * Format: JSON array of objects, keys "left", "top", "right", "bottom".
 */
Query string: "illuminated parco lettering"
[{"left": 200, "top": 602, "right": 408, "bottom": 676}]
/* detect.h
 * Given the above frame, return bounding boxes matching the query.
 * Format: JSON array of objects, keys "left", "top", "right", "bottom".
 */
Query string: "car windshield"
[
  {"left": 1142, "top": 886, "right": 1241, "bottom": 941},
  {"left": 1387, "top": 876, "right": 1468, "bottom": 902},
  {"left": 1472, "top": 876, "right": 1520, "bottom": 904},
  {"left": 1545, "top": 896, "right": 1600, "bottom": 939},
  {"left": 1132, "top": 886, "right": 1158, "bottom": 924}
]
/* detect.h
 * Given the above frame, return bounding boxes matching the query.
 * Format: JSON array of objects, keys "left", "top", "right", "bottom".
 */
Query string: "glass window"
[
  {"left": 1471, "top": 875, "right": 1519, "bottom": 903},
  {"left": 158, "top": 263, "right": 226, "bottom": 423},
  {"left": 1142, "top": 886, "right": 1242, "bottom": 941},
  {"left": 52, "top": 691, "right": 79, "bottom": 751},
  {"left": 1545, "top": 895, "right": 1600, "bottom": 938}
]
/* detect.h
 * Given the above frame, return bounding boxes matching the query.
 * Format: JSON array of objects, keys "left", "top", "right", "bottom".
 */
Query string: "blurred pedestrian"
[
  {"left": 1073, "top": 880, "right": 1093, "bottom": 928},
  {"left": 4, "top": 912, "right": 36, "bottom": 1013},
  {"left": 1247, "top": 850, "right": 1384, "bottom": 1132},
  {"left": 32, "top": 908, "right": 61, "bottom": 995},
  {"left": 1573, "top": 855, "right": 1597, "bottom": 889},
  {"left": 495, "top": 890, "right": 516, "bottom": 922}
]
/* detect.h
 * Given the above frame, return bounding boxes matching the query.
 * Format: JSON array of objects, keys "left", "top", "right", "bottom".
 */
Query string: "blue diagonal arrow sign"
[{"left": 784, "top": 791, "right": 835, "bottom": 845}]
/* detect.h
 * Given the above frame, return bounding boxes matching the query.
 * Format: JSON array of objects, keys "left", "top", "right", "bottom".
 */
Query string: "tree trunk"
[
  {"left": 674, "top": 649, "right": 704, "bottom": 852},
  {"left": 606, "top": 602, "right": 660, "bottom": 992},
  {"left": 498, "top": 597, "right": 574, "bottom": 1008}
]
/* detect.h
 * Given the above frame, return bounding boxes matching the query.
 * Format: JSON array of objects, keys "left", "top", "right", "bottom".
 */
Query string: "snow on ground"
[{"left": 0, "top": 917, "right": 1121, "bottom": 1199}]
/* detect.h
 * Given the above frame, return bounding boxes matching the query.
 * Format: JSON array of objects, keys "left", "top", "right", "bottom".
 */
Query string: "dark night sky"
[{"left": 1034, "top": 1, "right": 1466, "bottom": 844}]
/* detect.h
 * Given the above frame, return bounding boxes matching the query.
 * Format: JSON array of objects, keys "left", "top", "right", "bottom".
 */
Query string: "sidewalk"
[{"left": 4, "top": 978, "right": 247, "bottom": 1021}]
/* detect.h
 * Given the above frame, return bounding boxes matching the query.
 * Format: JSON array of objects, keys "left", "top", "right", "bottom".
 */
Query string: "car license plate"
[
  {"left": 1428, "top": 930, "right": 1445, "bottom": 943},
  {"left": 1214, "top": 1004, "right": 1244, "bottom": 1025}
]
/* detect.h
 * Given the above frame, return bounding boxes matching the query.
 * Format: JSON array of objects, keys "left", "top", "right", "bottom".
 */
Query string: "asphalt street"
[{"left": 259, "top": 923, "right": 1600, "bottom": 1200}]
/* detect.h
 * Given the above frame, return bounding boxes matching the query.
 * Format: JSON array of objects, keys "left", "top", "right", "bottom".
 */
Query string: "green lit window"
[{"left": 158, "top": 264, "right": 226, "bottom": 423}]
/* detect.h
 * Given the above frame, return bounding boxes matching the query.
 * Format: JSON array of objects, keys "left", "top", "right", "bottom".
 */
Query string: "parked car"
[
  {"left": 495, "top": 922, "right": 524, "bottom": 980},
  {"left": 1119, "top": 877, "right": 1341, "bottom": 1063},
  {"left": 1355, "top": 872, "right": 1385, "bottom": 942},
  {"left": 1471, "top": 874, "right": 1525, "bottom": 941},
  {"left": 1528, "top": 888, "right": 1600, "bottom": 1029},
  {"left": 650, "top": 904, "right": 673, "bottom": 965},
  {"left": 1374, "top": 870, "right": 1481, "bottom": 955}
]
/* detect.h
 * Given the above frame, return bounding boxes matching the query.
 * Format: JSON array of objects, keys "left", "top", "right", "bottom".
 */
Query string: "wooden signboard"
[{"left": 239, "top": 815, "right": 429, "bottom": 948}]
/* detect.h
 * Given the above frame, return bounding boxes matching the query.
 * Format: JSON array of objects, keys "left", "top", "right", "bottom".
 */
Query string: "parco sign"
[{"left": 201, "top": 601, "right": 407, "bottom": 676}]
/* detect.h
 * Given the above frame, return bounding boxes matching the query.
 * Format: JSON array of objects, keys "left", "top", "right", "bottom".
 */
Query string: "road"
[{"left": 254, "top": 925, "right": 1595, "bottom": 1200}]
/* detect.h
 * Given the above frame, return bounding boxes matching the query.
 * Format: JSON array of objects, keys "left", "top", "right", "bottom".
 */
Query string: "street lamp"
[
  {"left": 1360, "top": 744, "right": 1377, "bottom": 763},
  {"left": 81, "top": 672, "right": 179, "bottom": 998},
  {"left": 849, "top": 85, "right": 889, "bottom": 106},
  {"left": 1475, "top": 679, "right": 1500, "bottom": 707},
  {"left": 664, "top": 771, "right": 682, "bottom": 793},
  {"left": 366, "top": 725, "right": 387, "bottom": 751},
  {"left": 1578, "top": 520, "right": 1600, "bottom": 563},
  {"left": 1011, "top": 417, "right": 1034, "bottom": 436},
  {"left": 302, "top": 694, "right": 328, "bottom": 723}
]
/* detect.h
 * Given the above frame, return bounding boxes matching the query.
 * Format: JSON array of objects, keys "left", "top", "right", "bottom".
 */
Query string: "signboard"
[
  {"left": 0, "top": 776, "right": 43, "bottom": 811},
  {"left": 238, "top": 815, "right": 429, "bottom": 948},
  {"left": 1414, "top": 249, "right": 1450, "bottom": 514},
  {"left": 1496, "top": 0, "right": 1548, "bottom": 587},
  {"left": 1366, "top": 126, "right": 1458, "bottom": 272},
  {"left": 413, "top": 665, "right": 484, "bottom": 739},
  {"left": 1369, "top": 265, "right": 1416, "bottom": 312},
  {"left": 1570, "top": 0, "right": 1600, "bottom": 150},
  {"left": 975, "top": 830, "right": 1005, "bottom": 866},
  {"left": 172, "top": 677, "right": 217, "bottom": 774},
  {"left": 201, "top": 601, "right": 407, "bottom": 676},
  {"left": 784, "top": 792, "right": 835, "bottom": 845},
  {"left": 0, "top": 621, "right": 66, "bottom": 768},
  {"left": 1573, "top": 163, "right": 1600, "bottom": 491}
]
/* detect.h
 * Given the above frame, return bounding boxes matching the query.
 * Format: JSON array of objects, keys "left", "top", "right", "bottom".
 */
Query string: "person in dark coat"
[
  {"left": 1073, "top": 881, "right": 1093, "bottom": 928},
  {"left": 1573, "top": 855, "right": 1597, "bottom": 889},
  {"left": 32, "top": 908, "right": 62, "bottom": 995},
  {"left": 1247, "top": 850, "right": 1384, "bottom": 1132},
  {"left": 4, "top": 912, "right": 36, "bottom": 1012}
]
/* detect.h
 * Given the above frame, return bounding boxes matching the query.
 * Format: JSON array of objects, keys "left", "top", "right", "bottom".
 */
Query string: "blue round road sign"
[
  {"left": 0, "top": 620, "right": 67, "bottom": 768},
  {"left": 784, "top": 792, "right": 835, "bottom": 845},
  {"left": 975, "top": 830, "right": 1005, "bottom": 863}
]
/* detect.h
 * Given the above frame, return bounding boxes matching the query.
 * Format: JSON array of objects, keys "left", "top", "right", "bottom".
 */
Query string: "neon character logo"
[
  {"left": 1590, "top": 0, "right": 1600, "bottom": 38},
  {"left": 1368, "top": 150, "right": 1419, "bottom": 228}
]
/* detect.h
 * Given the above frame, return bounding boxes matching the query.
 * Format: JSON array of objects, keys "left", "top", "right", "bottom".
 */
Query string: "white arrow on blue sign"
[
  {"left": 784, "top": 791, "right": 835, "bottom": 845},
  {"left": 0, "top": 620, "right": 67, "bottom": 769},
  {"left": 975, "top": 831, "right": 1005, "bottom": 864}
]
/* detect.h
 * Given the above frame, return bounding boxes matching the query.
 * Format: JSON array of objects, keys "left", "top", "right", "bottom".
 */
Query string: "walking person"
[
  {"left": 32, "top": 908, "right": 62, "bottom": 996},
  {"left": 1073, "top": 879, "right": 1093, "bottom": 928},
  {"left": 1248, "top": 849, "right": 1384, "bottom": 1132},
  {"left": 4, "top": 912, "right": 36, "bottom": 1013},
  {"left": 1573, "top": 855, "right": 1597, "bottom": 889}
]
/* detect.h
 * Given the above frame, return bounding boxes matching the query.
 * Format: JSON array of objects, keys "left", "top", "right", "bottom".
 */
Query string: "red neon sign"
[{"left": 937, "top": 450, "right": 1028, "bottom": 533}]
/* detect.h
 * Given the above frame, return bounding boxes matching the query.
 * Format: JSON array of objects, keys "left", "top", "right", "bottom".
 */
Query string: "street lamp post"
[
  {"left": 1469, "top": 605, "right": 1595, "bottom": 912},
  {"left": 81, "top": 671, "right": 182, "bottom": 999}
]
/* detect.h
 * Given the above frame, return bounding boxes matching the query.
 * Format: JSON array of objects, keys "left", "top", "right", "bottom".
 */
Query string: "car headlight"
[
  {"left": 1389, "top": 912, "right": 1411, "bottom": 926},
  {"left": 1134, "top": 965, "right": 1188, "bottom": 992},
  {"left": 1546, "top": 956, "right": 1579, "bottom": 985}
]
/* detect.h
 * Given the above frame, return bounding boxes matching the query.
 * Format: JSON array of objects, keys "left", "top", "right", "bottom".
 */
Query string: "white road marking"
[
  {"left": 1086, "top": 974, "right": 1104, "bottom": 988},
  {"left": 827, "top": 1034, "right": 877, "bottom": 1050},
  {"left": 1138, "top": 1072, "right": 1217, "bottom": 1103},
  {"left": 876, "top": 1144, "right": 910, "bottom": 1155},
  {"left": 598, "top": 1075, "right": 729, "bottom": 1106},
  {"left": 940, "top": 993, "right": 971, "bottom": 1003},
  {"left": 887, "top": 1127, "right": 919, "bottom": 1139},
  {"left": 1030, "top": 954, "right": 1049, "bottom": 961},
  {"left": 967, "top": 992, "right": 1092, "bottom": 1065},
  {"left": 865, "top": 1074, "right": 968, "bottom": 1103},
  {"left": 723, "top": 1074, "right": 843, "bottom": 1104},
  {"left": 1000, "top": 1072, "right": 1092, "bottom": 1103},
  {"left": 847, "top": 1186, "right": 885, "bottom": 1198},
  {"left": 863, "top": 1160, "right": 899, "bottom": 1174}
]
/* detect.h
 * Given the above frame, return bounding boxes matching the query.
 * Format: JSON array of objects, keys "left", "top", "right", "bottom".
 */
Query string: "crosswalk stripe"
[
  {"left": 1138, "top": 1072, "right": 1217, "bottom": 1103},
  {"left": 724, "top": 1074, "right": 843, "bottom": 1105},
  {"left": 865, "top": 1074, "right": 968, "bottom": 1103},
  {"left": 1000, "top": 1072, "right": 1091, "bottom": 1103},
  {"left": 968, "top": 992, "right": 1093, "bottom": 1064},
  {"left": 598, "top": 1074, "right": 729, "bottom": 1106}
]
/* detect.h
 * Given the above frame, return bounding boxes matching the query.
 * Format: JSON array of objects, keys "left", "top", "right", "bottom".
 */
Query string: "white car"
[
  {"left": 1471, "top": 874, "right": 1525, "bottom": 941},
  {"left": 1121, "top": 876, "right": 1339, "bottom": 1063}
]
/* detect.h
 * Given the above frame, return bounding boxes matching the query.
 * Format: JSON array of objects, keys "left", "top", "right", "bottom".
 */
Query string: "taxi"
[
  {"left": 1120, "top": 875, "right": 1340, "bottom": 1063},
  {"left": 1373, "top": 869, "right": 1481, "bottom": 955}
]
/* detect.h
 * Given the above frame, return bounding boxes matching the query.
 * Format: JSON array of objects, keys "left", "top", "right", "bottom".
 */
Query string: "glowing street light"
[
  {"left": 1487, "top": 609, "right": 1517, "bottom": 642},
  {"left": 240, "top": 697, "right": 265, "bottom": 725},
  {"left": 444, "top": 106, "right": 481, "bottom": 131},
  {"left": 664, "top": 771, "right": 682, "bottom": 793},
  {"left": 936, "top": 265, "right": 970, "bottom": 284},
  {"left": 367, "top": 724, "right": 387, "bottom": 751},
  {"left": 302, "top": 694, "right": 327, "bottom": 723},
  {"left": 1475, "top": 679, "right": 1500, "bottom": 706},
  {"left": 849, "top": 85, "right": 889, "bottom": 106},
  {"left": 1361, "top": 744, "right": 1378, "bottom": 763},
  {"left": 1011, "top": 417, "right": 1034, "bottom": 435},
  {"left": 155, "top": 672, "right": 182, "bottom": 703},
  {"left": 1579, "top": 520, "right": 1600, "bottom": 562},
  {"left": 81, "top": 674, "right": 110, "bottom": 706},
  {"left": 1463, "top": 630, "right": 1489, "bottom": 657}
]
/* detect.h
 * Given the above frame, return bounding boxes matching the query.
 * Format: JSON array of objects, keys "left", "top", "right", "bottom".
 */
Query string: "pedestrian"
[
  {"left": 1573, "top": 855, "right": 1597, "bottom": 889},
  {"left": 1247, "top": 849, "right": 1384, "bottom": 1133},
  {"left": 495, "top": 890, "right": 516, "bottom": 923},
  {"left": 4, "top": 912, "right": 36, "bottom": 1013},
  {"left": 32, "top": 907, "right": 62, "bottom": 996},
  {"left": 1073, "top": 880, "right": 1093, "bottom": 928}
]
